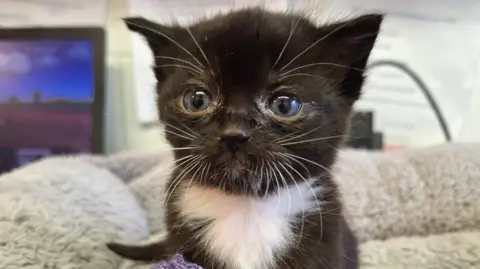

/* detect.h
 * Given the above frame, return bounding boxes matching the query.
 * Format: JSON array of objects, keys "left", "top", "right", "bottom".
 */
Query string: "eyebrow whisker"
[
  {"left": 273, "top": 17, "right": 301, "bottom": 69},
  {"left": 186, "top": 26, "right": 212, "bottom": 68},
  {"left": 156, "top": 55, "right": 204, "bottom": 74}
]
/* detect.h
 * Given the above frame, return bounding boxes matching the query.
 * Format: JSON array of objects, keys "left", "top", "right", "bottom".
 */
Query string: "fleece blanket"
[
  {"left": 152, "top": 255, "right": 201, "bottom": 269},
  {"left": 0, "top": 143, "right": 479, "bottom": 269}
]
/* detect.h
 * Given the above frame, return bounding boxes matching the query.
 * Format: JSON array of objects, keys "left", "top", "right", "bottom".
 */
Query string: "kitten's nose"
[{"left": 219, "top": 130, "right": 250, "bottom": 153}]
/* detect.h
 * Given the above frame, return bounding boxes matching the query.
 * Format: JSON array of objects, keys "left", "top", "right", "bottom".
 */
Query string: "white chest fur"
[{"left": 176, "top": 180, "right": 322, "bottom": 269}]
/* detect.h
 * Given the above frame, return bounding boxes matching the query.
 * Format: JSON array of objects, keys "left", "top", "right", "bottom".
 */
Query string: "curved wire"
[{"left": 367, "top": 60, "right": 451, "bottom": 141}]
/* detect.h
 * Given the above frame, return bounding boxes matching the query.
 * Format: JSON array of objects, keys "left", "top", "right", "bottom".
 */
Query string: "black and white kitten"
[{"left": 108, "top": 8, "right": 382, "bottom": 269}]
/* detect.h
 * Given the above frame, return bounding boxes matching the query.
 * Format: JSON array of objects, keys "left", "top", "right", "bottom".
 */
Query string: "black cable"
[{"left": 366, "top": 60, "right": 452, "bottom": 141}]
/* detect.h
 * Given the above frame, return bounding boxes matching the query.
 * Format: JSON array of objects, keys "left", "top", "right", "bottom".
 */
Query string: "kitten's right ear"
[
  {"left": 124, "top": 17, "right": 186, "bottom": 81},
  {"left": 123, "top": 17, "right": 183, "bottom": 57}
]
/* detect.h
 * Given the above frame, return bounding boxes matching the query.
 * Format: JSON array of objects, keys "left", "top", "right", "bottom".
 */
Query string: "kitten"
[{"left": 108, "top": 8, "right": 382, "bottom": 269}]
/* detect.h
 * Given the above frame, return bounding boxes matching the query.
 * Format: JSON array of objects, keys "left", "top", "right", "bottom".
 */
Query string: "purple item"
[{"left": 152, "top": 254, "right": 203, "bottom": 269}]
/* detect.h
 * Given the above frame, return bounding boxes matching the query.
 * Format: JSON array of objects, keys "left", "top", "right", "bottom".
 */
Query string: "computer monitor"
[{"left": 0, "top": 27, "right": 105, "bottom": 173}]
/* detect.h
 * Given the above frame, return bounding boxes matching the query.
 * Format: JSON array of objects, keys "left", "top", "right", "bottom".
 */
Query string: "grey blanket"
[{"left": 0, "top": 143, "right": 479, "bottom": 269}]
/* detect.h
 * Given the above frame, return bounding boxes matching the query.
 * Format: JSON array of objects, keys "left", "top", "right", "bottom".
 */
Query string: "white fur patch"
[{"left": 176, "top": 179, "right": 322, "bottom": 269}]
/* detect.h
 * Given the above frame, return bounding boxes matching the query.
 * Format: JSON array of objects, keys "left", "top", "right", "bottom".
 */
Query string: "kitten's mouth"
[
  {"left": 215, "top": 150, "right": 251, "bottom": 175},
  {"left": 217, "top": 150, "right": 249, "bottom": 164}
]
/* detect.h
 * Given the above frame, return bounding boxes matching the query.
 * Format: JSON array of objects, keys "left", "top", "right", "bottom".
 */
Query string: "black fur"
[{"left": 108, "top": 8, "right": 382, "bottom": 269}]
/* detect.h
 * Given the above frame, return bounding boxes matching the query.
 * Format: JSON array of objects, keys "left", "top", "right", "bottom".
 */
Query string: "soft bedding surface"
[{"left": 0, "top": 143, "right": 479, "bottom": 269}]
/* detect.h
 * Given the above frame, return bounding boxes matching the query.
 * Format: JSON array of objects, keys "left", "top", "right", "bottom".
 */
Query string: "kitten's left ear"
[{"left": 321, "top": 14, "right": 383, "bottom": 101}]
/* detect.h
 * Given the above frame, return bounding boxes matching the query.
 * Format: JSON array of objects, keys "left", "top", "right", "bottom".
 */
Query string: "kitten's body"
[
  {"left": 114, "top": 176, "right": 352, "bottom": 269},
  {"left": 169, "top": 179, "right": 346, "bottom": 269},
  {"left": 108, "top": 8, "right": 381, "bottom": 269}
]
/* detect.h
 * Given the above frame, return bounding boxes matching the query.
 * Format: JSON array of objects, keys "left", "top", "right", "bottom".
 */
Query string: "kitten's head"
[{"left": 125, "top": 9, "right": 382, "bottom": 196}]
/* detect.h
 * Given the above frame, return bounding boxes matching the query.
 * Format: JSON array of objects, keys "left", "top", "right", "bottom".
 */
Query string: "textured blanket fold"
[
  {"left": 0, "top": 143, "right": 479, "bottom": 269},
  {"left": 151, "top": 255, "right": 201, "bottom": 269}
]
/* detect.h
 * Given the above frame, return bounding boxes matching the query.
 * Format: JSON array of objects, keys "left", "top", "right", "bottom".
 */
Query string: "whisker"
[
  {"left": 331, "top": 163, "right": 357, "bottom": 178},
  {"left": 273, "top": 152, "right": 310, "bottom": 177},
  {"left": 166, "top": 155, "right": 204, "bottom": 205},
  {"left": 251, "top": 163, "right": 260, "bottom": 193},
  {"left": 170, "top": 146, "right": 201, "bottom": 151},
  {"left": 275, "top": 124, "right": 325, "bottom": 144},
  {"left": 162, "top": 122, "right": 199, "bottom": 139},
  {"left": 185, "top": 157, "right": 205, "bottom": 196},
  {"left": 279, "top": 21, "right": 353, "bottom": 72},
  {"left": 259, "top": 159, "right": 269, "bottom": 199},
  {"left": 176, "top": 121, "right": 201, "bottom": 138},
  {"left": 280, "top": 135, "right": 347, "bottom": 146},
  {"left": 205, "top": 163, "right": 211, "bottom": 180},
  {"left": 271, "top": 159, "right": 291, "bottom": 217},
  {"left": 267, "top": 161, "right": 282, "bottom": 211},
  {"left": 156, "top": 55, "right": 203, "bottom": 73},
  {"left": 273, "top": 17, "right": 301, "bottom": 69},
  {"left": 171, "top": 154, "right": 195, "bottom": 164},
  {"left": 124, "top": 20, "right": 205, "bottom": 68},
  {"left": 163, "top": 155, "right": 196, "bottom": 200},
  {"left": 199, "top": 162, "right": 210, "bottom": 186},
  {"left": 277, "top": 161, "right": 305, "bottom": 247},
  {"left": 278, "top": 72, "right": 334, "bottom": 81},
  {"left": 280, "top": 62, "right": 362, "bottom": 78},
  {"left": 164, "top": 129, "right": 195, "bottom": 141},
  {"left": 260, "top": 159, "right": 272, "bottom": 199},
  {"left": 329, "top": 145, "right": 362, "bottom": 178},
  {"left": 166, "top": 154, "right": 197, "bottom": 176},
  {"left": 280, "top": 159, "right": 324, "bottom": 242},
  {"left": 143, "top": 147, "right": 198, "bottom": 155},
  {"left": 185, "top": 26, "right": 211, "bottom": 68},
  {"left": 282, "top": 152, "right": 336, "bottom": 176},
  {"left": 252, "top": 163, "right": 259, "bottom": 180},
  {"left": 154, "top": 64, "right": 202, "bottom": 75},
  {"left": 164, "top": 155, "right": 203, "bottom": 204},
  {"left": 273, "top": 131, "right": 301, "bottom": 143}
]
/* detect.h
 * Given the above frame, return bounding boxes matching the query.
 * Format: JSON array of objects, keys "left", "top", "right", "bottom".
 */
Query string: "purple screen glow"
[{"left": 0, "top": 40, "right": 95, "bottom": 173}]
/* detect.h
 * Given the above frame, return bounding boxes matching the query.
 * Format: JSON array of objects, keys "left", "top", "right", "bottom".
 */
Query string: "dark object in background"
[
  {"left": 372, "top": 132, "right": 384, "bottom": 150},
  {"left": 346, "top": 111, "right": 383, "bottom": 150},
  {"left": 0, "top": 148, "right": 18, "bottom": 174}
]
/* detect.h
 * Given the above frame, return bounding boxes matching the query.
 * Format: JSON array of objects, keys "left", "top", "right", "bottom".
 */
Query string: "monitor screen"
[{"left": 0, "top": 38, "right": 100, "bottom": 173}]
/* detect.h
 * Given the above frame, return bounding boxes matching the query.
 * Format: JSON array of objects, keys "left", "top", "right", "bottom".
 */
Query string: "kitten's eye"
[
  {"left": 268, "top": 95, "right": 302, "bottom": 117},
  {"left": 183, "top": 87, "right": 213, "bottom": 112}
]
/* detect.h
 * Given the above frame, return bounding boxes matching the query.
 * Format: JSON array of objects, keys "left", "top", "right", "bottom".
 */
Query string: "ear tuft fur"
[{"left": 320, "top": 14, "right": 384, "bottom": 100}]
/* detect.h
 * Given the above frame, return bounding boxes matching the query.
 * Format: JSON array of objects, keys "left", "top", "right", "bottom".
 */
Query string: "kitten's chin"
[
  {"left": 224, "top": 162, "right": 249, "bottom": 179},
  {"left": 210, "top": 161, "right": 257, "bottom": 195},
  {"left": 203, "top": 151, "right": 262, "bottom": 195}
]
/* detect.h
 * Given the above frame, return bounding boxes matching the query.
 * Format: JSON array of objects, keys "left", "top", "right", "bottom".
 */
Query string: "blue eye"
[
  {"left": 268, "top": 95, "right": 302, "bottom": 117},
  {"left": 183, "top": 87, "right": 213, "bottom": 112}
]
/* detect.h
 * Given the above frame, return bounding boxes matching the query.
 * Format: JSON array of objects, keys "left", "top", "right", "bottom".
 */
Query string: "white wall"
[
  {"left": 2, "top": 0, "right": 477, "bottom": 154},
  {"left": 105, "top": 0, "right": 170, "bottom": 153},
  {"left": 335, "top": 0, "right": 480, "bottom": 148},
  {"left": 105, "top": 0, "right": 480, "bottom": 153}
]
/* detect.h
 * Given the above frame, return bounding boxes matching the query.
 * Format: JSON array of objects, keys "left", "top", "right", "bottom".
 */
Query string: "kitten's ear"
[
  {"left": 321, "top": 14, "right": 383, "bottom": 101},
  {"left": 124, "top": 17, "right": 186, "bottom": 80},
  {"left": 124, "top": 17, "right": 185, "bottom": 55}
]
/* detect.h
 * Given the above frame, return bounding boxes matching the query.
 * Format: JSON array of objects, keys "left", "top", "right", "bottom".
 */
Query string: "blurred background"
[
  {"left": 1, "top": 3, "right": 479, "bottom": 268},
  {"left": 0, "top": 0, "right": 479, "bottom": 155}
]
